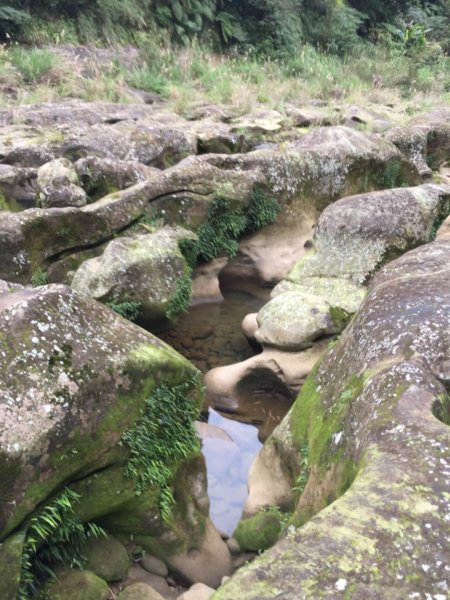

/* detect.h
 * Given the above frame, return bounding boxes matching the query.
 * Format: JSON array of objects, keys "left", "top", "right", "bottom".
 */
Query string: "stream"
[{"left": 159, "top": 290, "right": 268, "bottom": 535}]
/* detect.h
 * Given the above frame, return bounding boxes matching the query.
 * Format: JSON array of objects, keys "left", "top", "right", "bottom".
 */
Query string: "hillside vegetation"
[{"left": 0, "top": 1, "right": 449, "bottom": 114}]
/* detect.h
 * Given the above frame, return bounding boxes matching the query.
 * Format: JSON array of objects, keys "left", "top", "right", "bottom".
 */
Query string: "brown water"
[{"left": 160, "top": 291, "right": 266, "bottom": 373}]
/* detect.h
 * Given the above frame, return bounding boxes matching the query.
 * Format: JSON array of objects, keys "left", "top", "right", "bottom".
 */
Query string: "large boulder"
[
  {"left": 213, "top": 239, "right": 450, "bottom": 599},
  {"left": 37, "top": 158, "right": 87, "bottom": 208},
  {"left": 289, "top": 183, "right": 450, "bottom": 285},
  {"left": 0, "top": 283, "right": 200, "bottom": 537},
  {"left": 71, "top": 227, "right": 196, "bottom": 322},
  {"left": 43, "top": 568, "right": 109, "bottom": 600}
]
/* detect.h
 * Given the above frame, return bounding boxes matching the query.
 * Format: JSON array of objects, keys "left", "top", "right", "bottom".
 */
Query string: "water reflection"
[{"left": 200, "top": 409, "right": 262, "bottom": 536}]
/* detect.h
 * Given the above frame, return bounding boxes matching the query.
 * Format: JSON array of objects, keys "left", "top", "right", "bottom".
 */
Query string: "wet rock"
[
  {"left": 71, "top": 226, "right": 196, "bottom": 323},
  {"left": 44, "top": 568, "right": 109, "bottom": 600},
  {"left": 177, "top": 582, "right": 215, "bottom": 600},
  {"left": 118, "top": 582, "right": 166, "bottom": 600},
  {"left": 141, "top": 555, "right": 169, "bottom": 578},
  {"left": 214, "top": 239, "right": 450, "bottom": 599},
  {"left": 84, "top": 536, "right": 129, "bottom": 582},
  {"left": 0, "top": 283, "right": 200, "bottom": 537}
]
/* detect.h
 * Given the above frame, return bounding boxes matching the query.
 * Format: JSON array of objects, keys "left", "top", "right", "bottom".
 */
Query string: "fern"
[
  {"left": 166, "top": 270, "right": 193, "bottom": 320},
  {"left": 18, "top": 488, "right": 106, "bottom": 599},
  {"left": 122, "top": 377, "right": 201, "bottom": 523},
  {"left": 106, "top": 296, "right": 141, "bottom": 322}
]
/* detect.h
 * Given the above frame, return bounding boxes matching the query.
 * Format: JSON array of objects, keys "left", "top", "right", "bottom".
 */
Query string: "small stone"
[
  {"left": 141, "top": 554, "right": 169, "bottom": 578},
  {"left": 84, "top": 536, "right": 129, "bottom": 582},
  {"left": 118, "top": 582, "right": 165, "bottom": 600},
  {"left": 177, "top": 582, "right": 215, "bottom": 600},
  {"left": 226, "top": 538, "right": 241, "bottom": 556}
]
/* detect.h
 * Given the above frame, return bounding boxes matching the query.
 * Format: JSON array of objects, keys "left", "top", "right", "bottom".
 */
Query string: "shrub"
[
  {"left": 106, "top": 297, "right": 141, "bottom": 322},
  {"left": 166, "top": 270, "right": 193, "bottom": 320}
]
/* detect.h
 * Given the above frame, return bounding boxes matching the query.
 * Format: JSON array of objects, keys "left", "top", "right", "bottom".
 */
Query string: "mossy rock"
[
  {"left": 43, "top": 568, "right": 109, "bottom": 600},
  {"left": 233, "top": 509, "right": 284, "bottom": 552},
  {"left": 0, "top": 532, "right": 24, "bottom": 600},
  {"left": 84, "top": 536, "right": 129, "bottom": 582}
]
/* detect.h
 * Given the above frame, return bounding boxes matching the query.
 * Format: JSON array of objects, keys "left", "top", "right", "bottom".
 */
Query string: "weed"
[
  {"left": 17, "top": 488, "right": 105, "bottom": 599},
  {"left": 122, "top": 377, "right": 201, "bottom": 523},
  {"left": 292, "top": 445, "right": 310, "bottom": 495},
  {"left": 31, "top": 269, "right": 48, "bottom": 287},
  {"left": 106, "top": 297, "right": 141, "bottom": 322}
]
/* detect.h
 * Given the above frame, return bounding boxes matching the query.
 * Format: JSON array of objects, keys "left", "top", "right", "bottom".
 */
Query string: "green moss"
[
  {"left": 377, "top": 161, "right": 401, "bottom": 189},
  {"left": 0, "top": 532, "right": 25, "bottom": 600},
  {"left": 234, "top": 508, "right": 290, "bottom": 552},
  {"left": 329, "top": 306, "right": 352, "bottom": 330}
]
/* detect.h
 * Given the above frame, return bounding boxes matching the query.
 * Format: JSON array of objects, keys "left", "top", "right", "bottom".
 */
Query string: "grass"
[{"left": 0, "top": 35, "right": 449, "bottom": 117}]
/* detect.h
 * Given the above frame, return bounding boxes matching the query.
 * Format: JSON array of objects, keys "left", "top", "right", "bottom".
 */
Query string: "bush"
[{"left": 9, "top": 47, "right": 56, "bottom": 83}]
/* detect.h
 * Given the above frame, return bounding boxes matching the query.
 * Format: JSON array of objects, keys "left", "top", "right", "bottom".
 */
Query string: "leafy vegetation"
[
  {"left": 166, "top": 271, "right": 193, "bottom": 321},
  {"left": 31, "top": 269, "right": 48, "bottom": 287},
  {"left": 106, "top": 297, "right": 141, "bottom": 321},
  {"left": 18, "top": 488, "right": 105, "bottom": 599},
  {"left": 122, "top": 377, "right": 201, "bottom": 523}
]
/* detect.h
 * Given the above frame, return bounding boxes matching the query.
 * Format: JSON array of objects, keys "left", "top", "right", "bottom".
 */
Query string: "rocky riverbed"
[{"left": 0, "top": 95, "right": 449, "bottom": 599}]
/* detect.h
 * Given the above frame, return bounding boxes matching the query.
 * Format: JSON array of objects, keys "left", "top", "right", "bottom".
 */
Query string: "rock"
[
  {"left": 294, "top": 183, "right": 450, "bottom": 285},
  {"left": 231, "top": 110, "right": 285, "bottom": 134},
  {"left": 205, "top": 342, "right": 328, "bottom": 442},
  {"left": 37, "top": 158, "right": 87, "bottom": 208},
  {"left": 141, "top": 554, "right": 169, "bottom": 578},
  {"left": 231, "top": 552, "right": 257, "bottom": 570},
  {"left": 213, "top": 239, "right": 450, "bottom": 599},
  {"left": 234, "top": 509, "right": 285, "bottom": 552},
  {"left": 0, "top": 165, "right": 37, "bottom": 209},
  {"left": 436, "top": 214, "right": 450, "bottom": 241},
  {"left": 285, "top": 106, "right": 330, "bottom": 128},
  {"left": 225, "top": 538, "right": 241, "bottom": 556},
  {"left": 343, "top": 105, "right": 392, "bottom": 132},
  {"left": 71, "top": 227, "right": 196, "bottom": 322},
  {"left": 0, "top": 279, "right": 23, "bottom": 294},
  {"left": 118, "top": 582, "right": 165, "bottom": 600},
  {"left": 44, "top": 568, "right": 109, "bottom": 600},
  {"left": 124, "top": 567, "right": 175, "bottom": 599},
  {"left": 75, "top": 155, "right": 157, "bottom": 198},
  {"left": 177, "top": 582, "right": 215, "bottom": 600},
  {"left": 386, "top": 107, "right": 450, "bottom": 175},
  {"left": 84, "top": 536, "right": 129, "bottom": 582},
  {"left": 0, "top": 532, "right": 24, "bottom": 600},
  {"left": 0, "top": 283, "right": 200, "bottom": 537},
  {"left": 255, "top": 291, "right": 345, "bottom": 351}
]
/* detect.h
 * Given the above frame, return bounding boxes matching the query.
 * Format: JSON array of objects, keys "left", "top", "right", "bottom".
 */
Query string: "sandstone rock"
[
  {"left": 294, "top": 183, "right": 450, "bottom": 285},
  {"left": 214, "top": 239, "right": 450, "bottom": 599},
  {"left": 44, "top": 568, "right": 109, "bottom": 600},
  {"left": 231, "top": 110, "right": 285, "bottom": 134},
  {"left": 141, "top": 555, "right": 169, "bottom": 578},
  {"left": 71, "top": 227, "right": 196, "bottom": 322},
  {"left": 124, "top": 567, "right": 176, "bottom": 598},
  {"left": 285, "top": 106, "right": 330, "bottom": 128},
  {"left": 0, "top": 283, "right": 200, "bottom": 537},
  {"left": 225, "top": 538, "right": 241, "bottom": 556},
  {"left": 118, "top": 582, "right": 166, "bottom": 600},
  {"left": 177, "top": 582, "right": 215, "bottom": 600},
  {"left": 386, "top": 107, "right": 450, "bottom": 175},
  {"left": 0, "top": 165, "right": 37, "bottom": 210},
  {"left": 37, "top": 158, "right": 87, "bottom": 208},
  {"left": 84, "top": 536, "right": 129, "bottom": 582},
  {"left": 436, "top": 214, "right": 450, "bottom": 241},
  {"left": 255, "top": 291, "right": 345, "bottom": 351}
]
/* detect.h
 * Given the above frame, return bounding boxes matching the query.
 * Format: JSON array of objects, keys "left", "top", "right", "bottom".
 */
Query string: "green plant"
[
  {"left": 122, "top": 377, "right": 201, "bottom": 523},
  {"left": 196, "top": 197, "right": 247, "bottom": 262},
  {"left": 106, "top": 297, "right": 141, "bottom": 322},
  {"left": 18, "top": 488, "right": 105, "bottom": 599},
  {"left": 9, "top": 47, "right": 55, "bottom": 83},
  {"left": 378, "top": 162, "right": 401, "bottom": 189},
  {"left": 292, "top": 445, "right": 310, "bottom": 494},
  {"left": 245, "top": 187, "right": 281, "bottom": 232},
  {"left": 31, "top": 269, "right": 48, "bottom": 287},
  {"left": 166, "top": 271, "right": 193, "bottom": 320}
]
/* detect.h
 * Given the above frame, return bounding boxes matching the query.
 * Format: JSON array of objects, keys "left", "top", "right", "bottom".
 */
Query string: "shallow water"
[
  {"left": 201, "top": 409, "right": 262, "bottom": 535},
  {"left": 160, "top": 291, "right": 266, "bottom": 373}
]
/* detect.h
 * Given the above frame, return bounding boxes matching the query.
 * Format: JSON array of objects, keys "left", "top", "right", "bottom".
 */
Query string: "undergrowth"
[
  {"left": 31, "top": 269, "right": 48, "bottom": 287},
  {"left": 122, "top": 377, "right": 201, "bottom": 523},
  {"left": 18, "top": 488, "right": 105, "bottom": 599}
]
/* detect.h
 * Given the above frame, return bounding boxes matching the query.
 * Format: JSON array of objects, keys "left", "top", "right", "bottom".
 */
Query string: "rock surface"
[
  {"left": 213, "top": 239, "right": 450, "bottom": 599},
  {"left": 84, "top": 536, "right": 129, "bottom": 582},
  {"left": 44, "top": 568, "right": 109, "bottom": 600}
]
